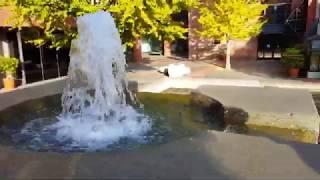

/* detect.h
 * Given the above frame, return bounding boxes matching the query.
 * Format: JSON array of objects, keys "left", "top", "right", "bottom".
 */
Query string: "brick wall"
[
  {"left": 188, "top": 8, "right": 224, "bottom": 61},
  {"left": 291, "top": 0, "right": 304, "bottom": 9},
  {"left": 306, "top": 0, "right": 317, "bottom": 31},
  {"left": 230, "top": 38, "right": 258, "bottom": 60}
]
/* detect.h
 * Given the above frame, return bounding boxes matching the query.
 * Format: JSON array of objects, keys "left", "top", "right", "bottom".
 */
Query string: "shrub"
[
  {"left": 281, "top": 47, "right": 305, "bottom": 68},
  {"left": 0, "top": 56, "right": 19, "bottom": 75}
]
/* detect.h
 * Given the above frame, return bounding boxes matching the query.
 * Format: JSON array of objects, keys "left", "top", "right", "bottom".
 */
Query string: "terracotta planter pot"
[
  {"left": 3, "top": 78, "right": 15, "bottom": 90},
  {"left": 288, "top": 68, "right": 300, "bottom": 78}
]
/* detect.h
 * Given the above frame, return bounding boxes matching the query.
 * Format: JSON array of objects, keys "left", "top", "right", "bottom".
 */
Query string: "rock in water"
[
  {"left": 224, "top": 107, "right": 249, "bottom": 125},
  {"left": 191, "top": 91, "right": 225, "bottom": 129}
]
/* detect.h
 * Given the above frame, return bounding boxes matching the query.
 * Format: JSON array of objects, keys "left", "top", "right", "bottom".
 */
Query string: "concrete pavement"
[
  {"left": 0, "top": 131, "right": 320, "bottom": 179},
  {"left": 127, "top": 56, "right": 320, "bottom": 92}
]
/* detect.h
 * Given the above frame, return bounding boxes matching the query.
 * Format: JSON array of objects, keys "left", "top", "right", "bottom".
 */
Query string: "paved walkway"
[{"left": 127, "top": 55, "right": 320, "bottom": 91}]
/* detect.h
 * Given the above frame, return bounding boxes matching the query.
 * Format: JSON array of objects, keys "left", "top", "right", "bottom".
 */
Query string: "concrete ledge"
[
  {"left": 0, "top": 77, "right": 138, "bottom": 111},
  {"left": 196, "top": 86, "right": 320, "bottom": 144},
  {"left": 0, "top": 77, "right": 66, "bottom": 111}
]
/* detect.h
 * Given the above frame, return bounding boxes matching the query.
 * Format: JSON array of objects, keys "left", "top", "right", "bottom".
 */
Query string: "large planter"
[
  {"left": 2, "top": 77, "right": 15, "bottom": 90},
  {"left": 288, "top": 68, "right": 300, "bottom": 78},
  {"left": 0, "top": 57, "right": 19, "bottom": 90},
  {"left": 281, "top": 47, "right": 304, "bottom": 78}
]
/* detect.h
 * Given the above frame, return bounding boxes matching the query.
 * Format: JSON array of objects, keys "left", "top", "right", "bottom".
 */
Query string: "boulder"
[
  {"left": 190, "top": 91, "right": 249, "bottom": 132},
  {"left": 224, "top": 107, "right": 249, "bottom": 125},
  {"left": 191, "top": 91, "right": 225, "bottom": 129}
]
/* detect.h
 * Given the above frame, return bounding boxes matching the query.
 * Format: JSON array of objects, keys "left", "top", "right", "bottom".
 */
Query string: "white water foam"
[{"left": 30, "top": 11, "right": 152, "bottom": 150}]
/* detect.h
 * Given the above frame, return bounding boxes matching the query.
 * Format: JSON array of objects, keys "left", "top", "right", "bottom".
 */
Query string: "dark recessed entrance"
[{"left": 257, "top": 34, "right": 283, "bottom": 60}]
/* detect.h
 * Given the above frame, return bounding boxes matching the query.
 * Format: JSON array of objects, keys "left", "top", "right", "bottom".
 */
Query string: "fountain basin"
[
  {"left": 0, "top": 78, "right": 235, "bottom": 152},
  {"left": 1, "top": 77, "right": 319, "bottom": 150}
]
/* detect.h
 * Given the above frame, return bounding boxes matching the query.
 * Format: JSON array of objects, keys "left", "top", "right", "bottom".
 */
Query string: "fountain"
[{"left": 13, "top": 11, "right": 155, "bottom": 151}]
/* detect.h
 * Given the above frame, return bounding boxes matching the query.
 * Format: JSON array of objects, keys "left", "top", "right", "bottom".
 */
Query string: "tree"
[
  {"left": 0, "top": 0, "right": 109, "bottom": 84},
  {"left": 198, "top": 0, "right": 266, "bottom": 70},
  {"left": 1, "top": 0, "right": 109, "bottom": 49},
  {"left": 2, "top": 0, "right": 199, "bottom": 62},
  {"left": 109, "top": 0, "right": 199, "bottom": 62},
  {"left": 0, "top": 0, "right": 11, "bottom": 6}
]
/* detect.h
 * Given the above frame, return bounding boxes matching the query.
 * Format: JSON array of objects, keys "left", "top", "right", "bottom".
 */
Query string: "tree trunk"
[
  {"left": 163, "top": 40, "right": 171, "bottom": 57},
  {"left": 133, "top": 38, "right": 143, "bottom": 63},
  {"left": 225, "top": 40, "right": 231, "bottom": 70}
]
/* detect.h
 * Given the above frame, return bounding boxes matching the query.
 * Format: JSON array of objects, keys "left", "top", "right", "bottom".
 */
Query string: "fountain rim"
[{"left": 0, "top": 77, "right": 138, "bottom": 112}]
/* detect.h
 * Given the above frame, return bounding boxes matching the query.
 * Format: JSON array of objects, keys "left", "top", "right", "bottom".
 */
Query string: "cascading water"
[
  {"left": 51, "top": 11, "right": 152, "bottom": 149},
  {"left": 13, "top": 11, "right": 152, "bottom": 151}
]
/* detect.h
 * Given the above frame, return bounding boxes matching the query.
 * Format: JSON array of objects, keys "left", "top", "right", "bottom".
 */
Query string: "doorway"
[{"left": 257, "top": 34, "right": 283, "bottom": 60}]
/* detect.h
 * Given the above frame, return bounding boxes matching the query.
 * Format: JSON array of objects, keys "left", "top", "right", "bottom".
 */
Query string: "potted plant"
[
  {"left": 281, "top": 47, "right": 305, "bottom": 78},
  {"left": 0, "top": 56, "right": 19, "bottom": 90}
]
